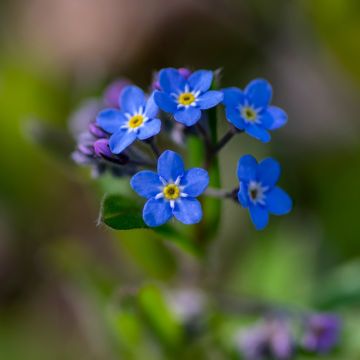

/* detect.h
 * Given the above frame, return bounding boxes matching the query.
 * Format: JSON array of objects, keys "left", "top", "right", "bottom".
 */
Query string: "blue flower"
[
  {"left": 154, "top": 68, "right": 223, "bottom": 126},
  {"left": 222, "top": 79, "right": 287, "bottom": 143},
  {"left": 130, "top": 150, "right": 209, "bottom": 227},
  {"left": 97, "top": 85, "right": 161, "bottom": 154},
  {"left": 237, "top": 154, "right": 292, "bottom": 230}
]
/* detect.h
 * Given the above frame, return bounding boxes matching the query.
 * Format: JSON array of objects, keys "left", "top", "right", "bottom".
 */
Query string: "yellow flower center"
[
  {"left": 163, "top": 184, "right": 180, "bottom": 200},
  {"left": 241, "top": 106, "right": 257, "bottom": 122},
  {"left": 128, "top": 115, "right": 144, "bottom": 128},
  {"left": 178, "top": 92, "right": 195, "bottom": 106}
]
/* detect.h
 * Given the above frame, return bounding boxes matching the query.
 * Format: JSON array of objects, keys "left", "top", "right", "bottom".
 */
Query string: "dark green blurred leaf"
[
  {"left": 100, "top": 193, "right": 147, "bottom": 230},
  {"left": 100, "top": 194, "right": 202, "bottom": 257}
]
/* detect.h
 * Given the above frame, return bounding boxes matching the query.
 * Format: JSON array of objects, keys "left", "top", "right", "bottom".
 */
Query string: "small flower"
[
  {"left": 154, "top": 68, "right": 223, "bottom": 126},
  {"left": 222, "top": 79, "right": 287, "bottom": 142},
  {"left": 236, "top": 320, "right": 294, "bottom": 360},
  {"left": 166, "top": 288, "right": 206, "bottom": 324},
  {"left": 301, "top": 314, "right": 341, "bottom": 354},
  {"left": 237, "top": 154, "right": 292, "bottom": 230},
  {"left": 130, "top": 150, "right": 209, "bottom": 227},
  {"left": 97, "top": 85, "right": 161, "bottom": 154}
]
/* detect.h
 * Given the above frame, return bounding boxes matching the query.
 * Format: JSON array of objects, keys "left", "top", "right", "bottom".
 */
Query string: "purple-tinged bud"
[
  {"left": 71, "top": 151, "right": 92, "bottom": 165},
  {"left": 78, "top": 144, "right": 94, "bottom": 156},
  {"left": 94, "top": 139, "right": 113, "bottom": 158},
  {"left": 69, "top": 99, "right": 102, "bottom": 137},
  {"left": 151, "top": 71, "right": 161, "bottom": 91},
  {"left": 178, "top": 67, "right": 192, "bottom": 79},
  {"left": 103, "top": 79, "right": 131, "bottom": 108},
  {"left": 301, "top": 314, "right": 341, "bottom": 354},
  {"left": 88, "top": 122, "right": 108, "bottom": 139}
]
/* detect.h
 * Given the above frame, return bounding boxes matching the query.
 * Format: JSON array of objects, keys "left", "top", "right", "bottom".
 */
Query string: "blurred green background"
[{"left": 0, "top": 0, "right": 359, "bottom": 359}]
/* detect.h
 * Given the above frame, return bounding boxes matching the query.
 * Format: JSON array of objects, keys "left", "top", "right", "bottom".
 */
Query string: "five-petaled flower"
[
  {"left": 97, "top": 85, "right": 161, "bottom": 154},
  {"left": 237, "top": 154, "right": 292, "bottom": 230},
  {"left": 130, "top": 150, "right": 209, "bottom": 227},
  {"left": 154, "top": 68, "right": 223, "bottom": 126},
  {"left": 222, "top": 79, "right": 287, "bottom": 143}
]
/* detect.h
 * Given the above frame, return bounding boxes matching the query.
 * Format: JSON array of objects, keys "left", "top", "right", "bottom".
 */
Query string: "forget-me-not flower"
[
  {"left": 301, "top": 314, "right": 341, "bottom": 354},
  {"left": 222, "top": 79, "right": 287, "bottom": 142},
  {"left": 237, "top": 154, "right": 292, "bottom": 230},
  {"left": 97, "top": 85, "right": 161, "bottom": 154},
  {"left": 154, "top": 68, "right": 223, "bottom": 126},
  {"left": 237, "top": 320, "right": 294, "bottom": 360},
  {"left": 130, "top": 150, "right": 209, "bottom": 227}
]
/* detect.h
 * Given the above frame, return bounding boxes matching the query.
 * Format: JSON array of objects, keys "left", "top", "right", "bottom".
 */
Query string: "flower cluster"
[
  {"left": 237, "top": 314, "right": 341, "bottom": 360},
  {"left": 72, "top": 67, "right": 292, "bottom": 230}
]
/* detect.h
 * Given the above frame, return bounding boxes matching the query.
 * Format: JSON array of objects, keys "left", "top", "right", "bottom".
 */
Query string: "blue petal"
[
  {"left": 245, "top": 124, "right": 271, "bottom": 143},
  {"left": 137, "top": 118, "right": 161, "bottom": 140},
  {"left": 154, "top": 91, "right": 177, "bottom": 113},
  {"left": 237, "top": 154, "right": 258, "bottom": 182},
  {"left": 109, "top": 130, "right": 137, "bottom": 154},
  {"left": 249, "top": 205, "right": 269, "bottom": 230},
  {"left": 266, "top": 187, "right": 292, "bottom": 215},
  {"left": 238, "top": 182, "right": 249, "bottom": 207},
  {"left": 173, "top": 198, "right": 202, "bottom": 224},
  {"left": 174, "top": 107, "right": 202, "bottom": 126},
  {"left": 181, "top": 168, "right": 209, "bottom": 197},
  {"left": 225, "top": 107, "right": 245, "bottom": 130},
  {"left": 258, "top": 110, "right": 275, "bottom": 129},
  {"left": 144, "top": 92, "right": 159, "bottom": 118},
  {"left": 130, "top": 171, "right": 162, "bottom": 199},
  {"left": 120, "top": 85, "right": 146, "bottom": 114},
  {"left": 197, "top": 90, "right": 223, "bottom": 110},
  {"left": 245, "top": 79, "right": 272, "bottom": 109},
  {"left": 157, "top": 150, "right": 185, "bottom": 182},
  {"left": 222, "top": 87, "right": 245, "bottom": 106},
  {"left": 188, "top": 70, "right": 213, "bottom": 92},
  {"left": 143, "top": 198, "right": 172, "bottom": 227},
  {"left": 97, "top": 109, "right": 126, "bottom": 133},
  {"left": 267, "top": 106, "right": 288, "bottom": 130},
  {"left": 159, "top": 68, "right": 186, "bottom": 94},
  {"left": 257, "top": 158, "right": 281, "bottom": 187}
]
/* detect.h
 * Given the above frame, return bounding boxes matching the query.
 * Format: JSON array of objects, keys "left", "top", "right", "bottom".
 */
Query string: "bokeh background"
[{"left": 0, "top": 0, "right": 359, "bottom": 359}]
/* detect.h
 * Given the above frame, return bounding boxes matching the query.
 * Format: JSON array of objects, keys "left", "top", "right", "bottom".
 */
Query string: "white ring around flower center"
[
  {"left": 248, "top": 181, "right": 268, "bottom": 205},
  {"left": 171, "top": 85, "right": 200, "bottom": 109},
  {"left": 155, "top": 176, "right": 189, "bottom": 209},
  {"left": 239, "top": 101, "right": 261, "bottom": 124},
  {"left": 122, "top": 107, "right": 149, "bottom": 132}
]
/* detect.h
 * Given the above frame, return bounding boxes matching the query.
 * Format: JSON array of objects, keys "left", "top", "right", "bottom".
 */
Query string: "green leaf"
[
  {"left": 100, "top": 194, "right": 202, "bottom": 257},
  {"left": 100, "top": 193, "right": 147, "bottom": 230}
]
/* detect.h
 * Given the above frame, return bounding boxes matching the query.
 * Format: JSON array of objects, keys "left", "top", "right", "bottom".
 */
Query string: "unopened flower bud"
[
  {"left": 94, "top": 139, "right": 113, "bottom": 158},
  {"left": 103, "top": 79, "right": 131, "bottom": 108}
]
